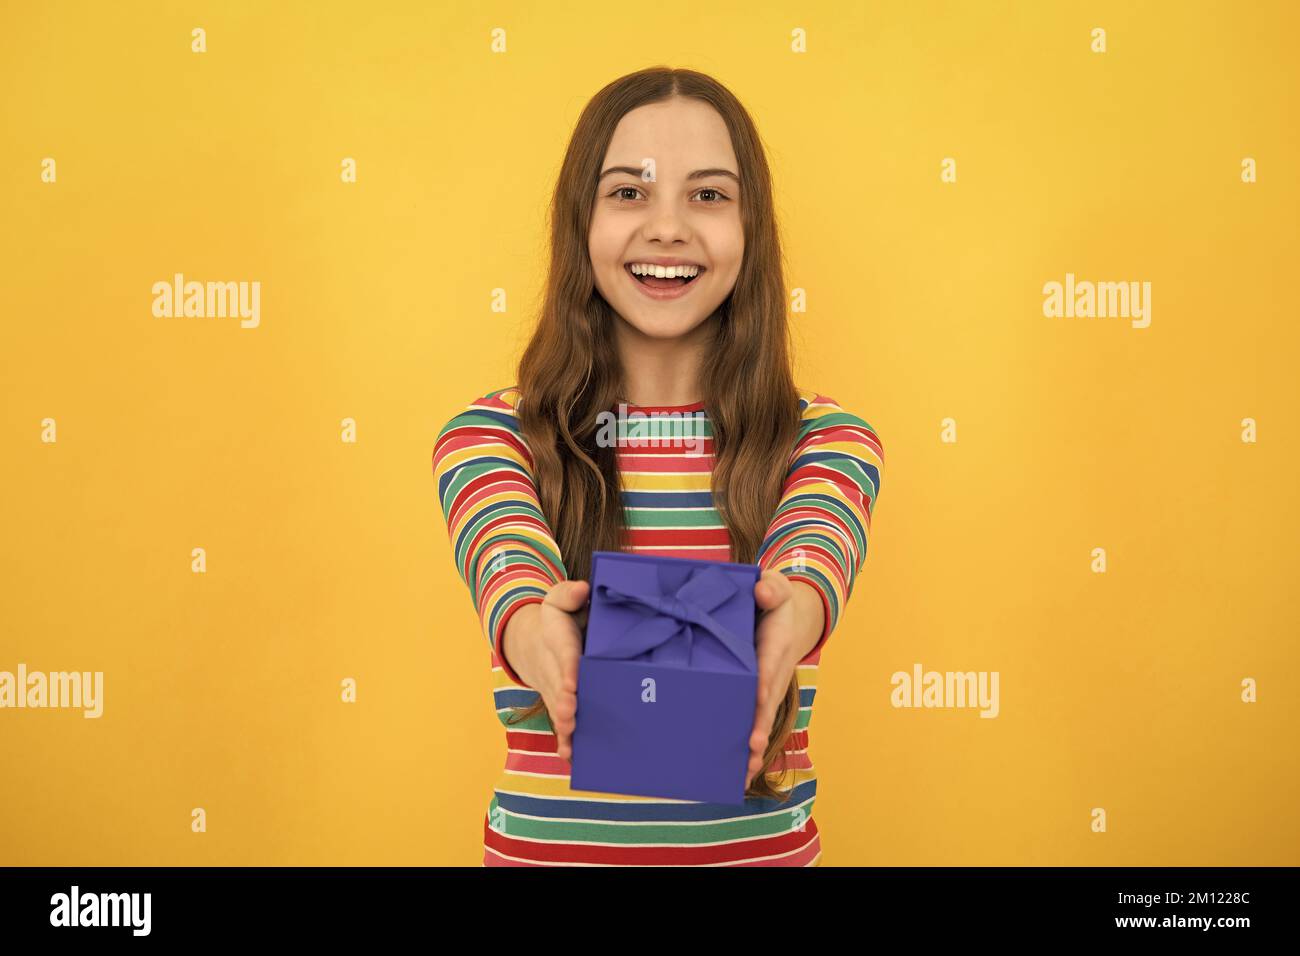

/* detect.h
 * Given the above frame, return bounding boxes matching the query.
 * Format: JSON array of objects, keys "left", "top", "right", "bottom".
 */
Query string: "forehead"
[{"left": 602, "top": 97, "right": 737, "bottom": 171}]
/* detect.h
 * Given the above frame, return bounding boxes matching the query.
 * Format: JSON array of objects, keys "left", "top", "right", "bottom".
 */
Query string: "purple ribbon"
[{"left": 593, "top": 563, "right": 752, "bottom": 669}]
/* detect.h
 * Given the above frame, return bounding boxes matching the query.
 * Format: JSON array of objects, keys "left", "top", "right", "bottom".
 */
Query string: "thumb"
[
  {"left": 754, "top": 571, "right": 789, "bottom": 612},
  {"left": 546, "top": 579, "right": 590, "bottom": 612}
]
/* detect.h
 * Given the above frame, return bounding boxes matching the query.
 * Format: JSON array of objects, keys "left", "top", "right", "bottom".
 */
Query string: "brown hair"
[{"left": 509, "top": 66, "right": 804, "bottom": 803}]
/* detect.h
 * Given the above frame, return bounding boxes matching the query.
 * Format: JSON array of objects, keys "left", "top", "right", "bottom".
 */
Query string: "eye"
[
  {"left": 608, "top": 185, "right": 645, "bottom": 202},
  {"left": 693, "top": 187, "right": 731, "bottom": 203}
]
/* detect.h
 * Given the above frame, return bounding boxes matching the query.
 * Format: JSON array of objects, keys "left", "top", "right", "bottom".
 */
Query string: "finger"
[
  {"left": 557, "top": 647, "right": 581, "bottom": 694},
  {"left": 754, "top": 571, "right": 791, "bottom": 611},
  {"left": 748, "top": 686, "right": 775, "bottom": 781},
  {"left": 542, "top": 653, "right": 578, "bottom": 721},
  {"left": 546, "top": 579, "right": 590, "bottom": 613},
  {"left": 750, "top": 718, "right": 772, "bottom": 769},
  {"left": 550, "top": 694, "right": 577, "bottom": 758},
  {"left": 559, "top": 711, "right": 574, "bottom": 754},
  {"left": 746, "top": 741, "right": 766, "bottom": 788},
  {"left": 750, "top": 675, "right": 768, "bottom": 738}
]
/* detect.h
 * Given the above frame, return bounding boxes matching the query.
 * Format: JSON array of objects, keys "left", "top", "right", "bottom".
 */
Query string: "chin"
[{"left": 618, "top": 308, "right": 712, "bottom": 339}]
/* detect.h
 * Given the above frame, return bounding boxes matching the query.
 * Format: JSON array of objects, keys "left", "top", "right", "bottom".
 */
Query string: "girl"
[{"left": 433, "top": 66, "right": 883, "bottom": 866}]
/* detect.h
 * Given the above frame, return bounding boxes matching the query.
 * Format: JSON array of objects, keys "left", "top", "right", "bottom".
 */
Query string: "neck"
[{"left": 613, "top": 311, "right": 717, "bottom": 406}]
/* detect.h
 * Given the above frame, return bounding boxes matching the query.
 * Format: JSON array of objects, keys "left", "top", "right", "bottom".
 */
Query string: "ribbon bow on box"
[{"left": 586, "top": 561, "right": 758, "bottom": 673}]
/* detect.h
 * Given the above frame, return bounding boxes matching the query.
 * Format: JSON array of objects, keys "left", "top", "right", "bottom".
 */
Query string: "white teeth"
[{"left": 629, "top": 263, "right": 700, "bottom": 279}]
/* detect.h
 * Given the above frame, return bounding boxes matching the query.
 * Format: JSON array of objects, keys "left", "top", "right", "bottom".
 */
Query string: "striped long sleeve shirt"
[{"left": 432, "top": 386, "right": 883, "bottom": 866}]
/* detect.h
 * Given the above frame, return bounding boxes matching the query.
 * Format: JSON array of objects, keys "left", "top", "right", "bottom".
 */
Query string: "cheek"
[
  {"left": 587, "top": 215, "right": 622, "bottom": 270},
  {"left": 700, "top": 222, "right": 743, "bottom": 273}
]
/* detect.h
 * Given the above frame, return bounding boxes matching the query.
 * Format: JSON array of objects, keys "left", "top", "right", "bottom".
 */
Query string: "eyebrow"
[{"left": 597, "top": 165, "right": 740, "bottom": 184}]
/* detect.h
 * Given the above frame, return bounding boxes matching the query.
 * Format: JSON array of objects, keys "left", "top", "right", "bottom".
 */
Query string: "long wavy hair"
[{"left": 509, "top": 66, "right": 804, "bottom": 803}]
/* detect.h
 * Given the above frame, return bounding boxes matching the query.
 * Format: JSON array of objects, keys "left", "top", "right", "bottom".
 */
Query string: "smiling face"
[{"left": 588, "top": 96, "right": 744, "bottom": 342}]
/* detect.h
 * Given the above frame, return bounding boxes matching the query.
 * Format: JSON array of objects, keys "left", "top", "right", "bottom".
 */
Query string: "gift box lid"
[{"left": 584, "top": 550, "right": 760, "bottom": 673}]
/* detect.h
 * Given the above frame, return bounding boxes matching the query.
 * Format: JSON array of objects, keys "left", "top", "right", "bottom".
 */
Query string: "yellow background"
[{"left": 1, "top": 0, "right": 1296, "bottom": 865}]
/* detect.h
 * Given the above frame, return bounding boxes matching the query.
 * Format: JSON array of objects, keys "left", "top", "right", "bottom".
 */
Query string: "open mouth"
[{"left": 625, "top": 263, "right": 703, "bottom": 289}]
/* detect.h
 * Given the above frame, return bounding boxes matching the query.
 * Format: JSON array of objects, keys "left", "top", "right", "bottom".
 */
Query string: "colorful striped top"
[{"left": 432, "top": 386, "right": 884, "bottom": 866}]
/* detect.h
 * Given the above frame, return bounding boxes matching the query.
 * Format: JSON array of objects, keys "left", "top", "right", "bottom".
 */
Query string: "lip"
[{"left": 624, "top": 262, "right": 703, "bottom": 301}]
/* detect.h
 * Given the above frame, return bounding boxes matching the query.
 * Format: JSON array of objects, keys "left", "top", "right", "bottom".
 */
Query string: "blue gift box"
[{"left": 569, "top": 550, "right": 760, "bottom": 805}]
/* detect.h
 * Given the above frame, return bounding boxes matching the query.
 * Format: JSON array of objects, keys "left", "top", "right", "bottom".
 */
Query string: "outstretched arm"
[
  {"left": 754, "top": 392, "right": 884, "bottom": 663},
  {"left": 432, "top": 387, "right": 567, "bottom": 687}
]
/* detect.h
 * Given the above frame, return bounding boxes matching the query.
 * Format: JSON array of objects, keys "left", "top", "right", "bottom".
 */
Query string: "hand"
[
  {"left": 744, "top": 571, "right": 824, "bottom": 789},
  {"left": 500, "top": 579, "right": 590, "bottom": 762}
]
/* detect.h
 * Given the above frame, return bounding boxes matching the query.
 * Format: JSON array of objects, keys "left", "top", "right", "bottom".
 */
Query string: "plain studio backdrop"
[{"left": 0, "top": 0, "right": 1296, "bottom": 866}]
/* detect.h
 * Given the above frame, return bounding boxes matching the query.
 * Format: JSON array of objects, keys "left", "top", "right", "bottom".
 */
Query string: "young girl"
[{"left": 433, "top": 66, "right": 883, "bottom": 866}]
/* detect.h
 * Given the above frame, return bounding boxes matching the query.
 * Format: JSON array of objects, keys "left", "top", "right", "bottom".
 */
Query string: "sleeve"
[
  {"left": 755, "top": 393, "right": 883, "bottom": 663},
  {"left": 432, "top": 387, "right": 568, "bottom": 688}
]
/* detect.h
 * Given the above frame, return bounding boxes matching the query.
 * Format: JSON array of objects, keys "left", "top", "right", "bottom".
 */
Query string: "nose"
[{"left": 639, "top": 194, "right": 692, "bottom": 244}]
